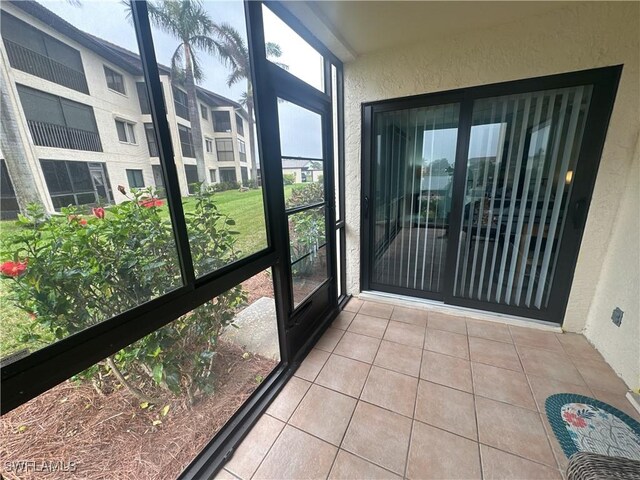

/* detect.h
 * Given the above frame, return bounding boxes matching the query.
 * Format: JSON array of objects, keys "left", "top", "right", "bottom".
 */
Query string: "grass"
[{"left": 0, "top": 186, "right": 295, "bottom": 357}]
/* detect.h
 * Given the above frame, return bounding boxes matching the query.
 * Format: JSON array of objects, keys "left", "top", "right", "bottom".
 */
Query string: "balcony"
[
  {"left": 27, "top": 120, "right": 102, "bottom": 152},
  {"left": 4, "top": 39, "right": 89, "bottom": 94}
]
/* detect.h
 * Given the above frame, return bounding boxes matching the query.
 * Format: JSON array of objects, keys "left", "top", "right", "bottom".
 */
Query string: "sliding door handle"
[
  {"left": 363, "top": 195, "right": 369, "bottom": 219},
  {"left": 573, "top": 198, "right": 586, "bottom": 229}
]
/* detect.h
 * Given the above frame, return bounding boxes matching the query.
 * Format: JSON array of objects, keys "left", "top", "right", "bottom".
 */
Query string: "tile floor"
[{"left": 218, "top": 300, "right": 637, "bottom": 480}]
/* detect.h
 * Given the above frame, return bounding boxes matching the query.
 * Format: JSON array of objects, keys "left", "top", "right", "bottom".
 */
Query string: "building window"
[
  {"left": 184, "top": 165, "right": 199, "bottom": 194},
  {"left": 126, "top": 169, "right": 145, "bottom": 189},
  {"left": 216, "top": 138, "right": 234, "bottom": 162},
  {"left": 210, "top": 169, "right": 217, "bottom": 183},
  {"left": 0, "top": 160, "right": 19, "bottom": 220},
  {"left": 236, "top": 113, "right": 244, "bottom": 136},
  {"left": 115, "top": 120, "right": 136, "bottom": 144},
  {"left": 173, "top": 86, "right": 189, "bottom": 120},
  {"left": 1, "top": 12, "right": 88, "bottom": 94},
  {"left": 17, "top": 84, "right": 101, "bottom": 152},
  {"left": 205, "top": 139, "right": 213, "bottom": 153},
  {"left": 241, "top": 167, "right": 249, "bottom": 186},
  {"left": 40, "top": 160, "right": 112, "bottom": 209},
  {"left": 104, "top": 66, "right": 125, "bottom": 94},
  {"left": 238, "top": 139, "right": 247, "bottom": 163},
  {"left": 201, "top": 104, "right": 208, "bottom": 120},
  {"left": 137, "top": 82, "right": 150, "bottom": 114},
  {"left": 219, "top": 168, "right": 237, "bottom": 183},
  {"left": 151, "top": 164, "right": 165, "bottom": 197},
  {"left": 178, "top": 124, "right": 195, "bottom": 158},
  {"left": 213, "top": 111, "right": 231, "bottom": 132},
  {"left": 144, "top": 123, "right": 158, "bottom": 157}
]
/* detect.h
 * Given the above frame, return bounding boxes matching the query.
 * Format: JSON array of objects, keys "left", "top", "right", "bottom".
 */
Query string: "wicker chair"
[{"left": 567, "top": 452, "right": 640, "bottom": 480}]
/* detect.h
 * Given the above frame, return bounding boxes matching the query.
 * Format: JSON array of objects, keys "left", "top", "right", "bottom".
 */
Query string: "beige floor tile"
[
  {"left": 527, "top": 374, "right": 593, "bottom": 413},
  {"left": 342, "top": 402, "right": 412, "bottom": 475},
  {"left": 427, "top": 311, "right": 467, "bottom": 335},
  {"left": 466, "top": 320, "right": 512, "bottom": 343},
  {"left": 476, "top": 396, "right": 556, "bottom": 467},
  {"left": 333, "top": 310, "right": 356, "bottom": 330},
  {"left": 424, "top": 328, "right": 469, "bottom": 359},
  {"left": 415, "top": 380, "right": 477, "bottom": 440},
  {"left": 510, "top": 326, "right": 564, "bottom": 353},
  {"left": 225, "top": 414, "right": 285, "bottom": 480},
  {"left": 347, "top": 314, "right": 389, "bottom": 338},
  {"left": 556, "top": 332, "right": 603, "bottom": 361},
  {"left": 316, "top": 327, "right": 345, "bottom": 353},
  {"left": 329, "top": 450, "right": 402, "bottom": 480},
  {"left": 253, "top": 425, "right": 337, "bottom": 480},
  {"left": 518, "top": 345, "right": 585, "bottom": 386},
  {"left": 591, "top": 388, "right": 640, "bottom": 421},
  {"left": 333, "top": 331, "right": 381, "bottom": 363},
  {"left": 541, "top": 412, "right": 569, "bottom": 472},
  {"left": 472, "top": 362, "right": 536, "bottom": 410},
  {"left": 344, "top": 298, "right": 364, "bottom": 313},
  {"left": 359, "top": 301, "right": 394, "bottom": 319},
  {"left": 315, "top": 354, "right": 371, "bottom": 397},
  {"left": 469, "top": 336, "right": 522, "bottom": 372},
  {"left": 289, "top": 384, "right": 357, "bottom": 446},
  {"left": 391, "top": 306, "right": 428, "bottom": 327},
  {"left": 295, "top": 348, "right": 330, "bottom": 382},
  {"left": 266, "top": 376, "right": 311, "bottom": 421},
  {"left": 480, "top": 445, "right": 562, "bottom": 480},
  {"left": 407, "top": 421, "right": 481, "bottom": 480},
  {"left": 573, "top": 356, "right": 628, "bottom": 394},
  {"left": 374, "top": 340, "right": 422, "bottom": 377},
  {"left": 421, "top": 350, "right": 473, "bottom": 393},
  {"left": 383, "top": 321, "right": 425, "bottom": 348},
  {"left": 361, "top": 366, "right": 418, "bottom": 417},
  {"left": 214, "top": 469, "right": 239, "bottom": 480}
]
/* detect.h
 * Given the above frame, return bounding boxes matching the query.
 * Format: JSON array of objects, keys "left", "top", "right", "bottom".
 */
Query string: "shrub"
[
  {"left": 244, "top": 178, "right": 258, "bottom": 189},
  {"left": 283, "top": 173, "right": 296, "bottom": 185},
  {"left": 1, "top": 186, "right": 244, "bottom": 404},
  {"left": 212, "top": 181, "right": 241, "bottom": 192},
  {"left": 285, "top": 182, "right": 325, "bottom": 276}
]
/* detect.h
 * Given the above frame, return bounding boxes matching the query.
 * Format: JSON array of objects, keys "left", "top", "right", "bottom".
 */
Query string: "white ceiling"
[{"left": 281, "top": 1, "right": 575, "bottom": 62}]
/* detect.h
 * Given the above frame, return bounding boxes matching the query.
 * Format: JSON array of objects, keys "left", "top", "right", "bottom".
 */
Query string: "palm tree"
[
  {"left": 214, "top": 23, "right": 285, "bottom": 183},
  {"left": 147, "top": 0, "right": 222, "bottom": 185}
]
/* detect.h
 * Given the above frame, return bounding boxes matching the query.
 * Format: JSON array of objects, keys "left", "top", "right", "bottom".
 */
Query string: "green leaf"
[
  {"left": 152, "top": 363, "right": 164, "bottom": 384},
  {"left": 160, "top": 404, "right": 170, "bottom": 417}
]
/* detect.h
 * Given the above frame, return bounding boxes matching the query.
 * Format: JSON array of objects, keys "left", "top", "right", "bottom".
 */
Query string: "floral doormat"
[{"left": 545, "top": 393, "right": 640, "bottom": 460}]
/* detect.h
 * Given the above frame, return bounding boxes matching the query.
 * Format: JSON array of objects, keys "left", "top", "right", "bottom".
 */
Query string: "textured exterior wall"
[
  {"left": 583, "top": 135, "right": 639, "bottom": 389},
  {"left": 343, "top": 2, "right": 640, "bottom": 334}
]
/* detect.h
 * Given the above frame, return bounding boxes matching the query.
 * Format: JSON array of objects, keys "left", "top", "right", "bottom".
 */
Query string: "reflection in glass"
[
  {"left": 0, "top": 269, "right": 280, "bottom": 479},
  {"left": 262, "top": 5, "right": 324, "bottom": 91},
  {"left": 371, "top": 104, "right": 460, "bottom": 293},
  {"left": 453, "top": 86, "right": 593, "bottom": 308},
  {"left": 288, "top": 206, "right": 327, "bottom": 306}
]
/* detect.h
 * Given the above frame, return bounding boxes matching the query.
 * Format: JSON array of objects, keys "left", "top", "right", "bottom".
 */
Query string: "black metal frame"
[
  {"left": 361, "top": 66, "right": 622, "bottom": 324},
  {"left": 1, "top": 1, "right": 346, "bottom": 478}
]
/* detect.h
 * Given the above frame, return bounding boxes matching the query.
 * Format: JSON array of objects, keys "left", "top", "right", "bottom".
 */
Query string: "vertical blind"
[{"left": 453, "top": 85, "right": 592, "bottom": 309}]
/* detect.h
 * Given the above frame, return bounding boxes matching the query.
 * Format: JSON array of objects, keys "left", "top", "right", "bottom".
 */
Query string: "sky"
[{"left": 42, "top": 0, "right": 325, "bottom": 159}]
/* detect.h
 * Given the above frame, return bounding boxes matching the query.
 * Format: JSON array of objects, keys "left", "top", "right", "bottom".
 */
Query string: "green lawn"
[{"left": 0, "top": 186, "right": 295, "bottom": 356}]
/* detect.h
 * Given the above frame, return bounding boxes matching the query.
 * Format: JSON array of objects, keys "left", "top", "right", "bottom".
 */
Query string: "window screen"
[
  {"left": 235, "top": 113, "right": 244, "bottom": 136},
  {"left": 178, "top": 125, "right": 195, "bottom": 158},
  {"left": 104, "top": 66, "right": 125, "bottom": 94},
  {"left": 213, "top": 111, "right": 231, "bottom": 132},
  {"left": 216, "top": 138, "right": 234, "bottom": 161},
  {"left": 126, "top": 169, "right": 145, "bottom": 188}
]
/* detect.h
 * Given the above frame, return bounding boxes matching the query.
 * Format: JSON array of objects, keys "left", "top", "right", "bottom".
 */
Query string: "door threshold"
[{"left": 358, "top": 291, "right": 562, "bottom": 333}]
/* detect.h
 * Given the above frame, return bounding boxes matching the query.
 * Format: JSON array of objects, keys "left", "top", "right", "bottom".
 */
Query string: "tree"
[
  {"left": 147, "top": 0, "right": 221, "bottom": 185},
  {"left": 214, "top": 23, "right": 285, "bottom": 183}
]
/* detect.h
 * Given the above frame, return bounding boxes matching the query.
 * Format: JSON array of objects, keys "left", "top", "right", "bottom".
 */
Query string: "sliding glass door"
[{"left": 362, "top": 67, "right": 621, "bottom": 323}]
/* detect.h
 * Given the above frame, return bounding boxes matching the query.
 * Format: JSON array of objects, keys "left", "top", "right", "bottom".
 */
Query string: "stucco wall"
[
  {"left": 343, "top": 2, "right": 640, "bottom": 335},
  {"left": 583, "top": 134, "right": 639, "bottom": 389}
]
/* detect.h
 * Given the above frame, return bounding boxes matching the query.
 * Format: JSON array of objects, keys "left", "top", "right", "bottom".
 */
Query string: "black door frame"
[{"left": 361, "top": 65, "right": 622, "bottom": 324}]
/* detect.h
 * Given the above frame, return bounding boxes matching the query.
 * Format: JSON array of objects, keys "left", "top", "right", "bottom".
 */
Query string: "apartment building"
[{"left": 0, "top": 1, "right": 254, "bottom": 218}]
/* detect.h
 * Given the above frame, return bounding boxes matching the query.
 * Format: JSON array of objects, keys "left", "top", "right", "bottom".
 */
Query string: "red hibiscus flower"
[
  {"left": 0, "top": 260, "right": 28, "bottom": 278},
  {"left": 562, "top": 411, "right": 587, "bottom": 428},
  {"left": 139, "top": 198, "right": 164, "bottom": 208},
  {"left": 92, "top": 207, "right": 105, "bottom": 219},
  {"left": 79, "top": 218, "right": 88, "bottom": 226}
]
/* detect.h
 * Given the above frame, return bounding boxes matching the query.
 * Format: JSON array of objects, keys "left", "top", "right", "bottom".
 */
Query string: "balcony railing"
[
  {"left": 4, "top": 39, "right": 89, "bottom": 94},
  {"left": 27, "top": 120, "right": 103, "bottom": 152}
]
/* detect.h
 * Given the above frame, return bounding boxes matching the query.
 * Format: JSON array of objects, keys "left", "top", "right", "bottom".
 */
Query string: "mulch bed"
[
  {"left": 241, "top": 269, "right": 275, "bottom": 304},
  {"left": 0, "top": 341, "right": 277, "bottom": 480}
]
